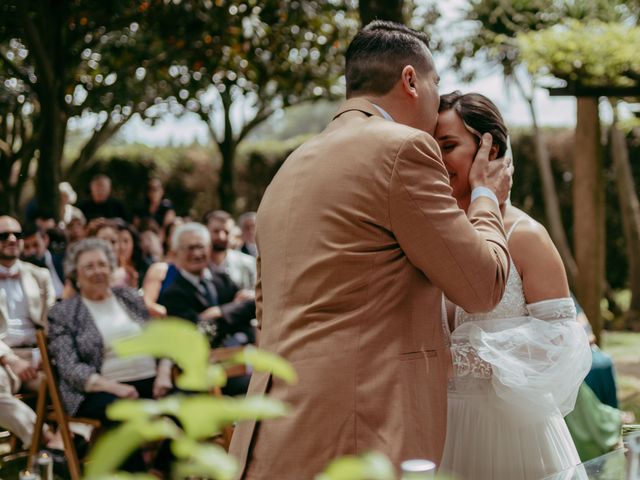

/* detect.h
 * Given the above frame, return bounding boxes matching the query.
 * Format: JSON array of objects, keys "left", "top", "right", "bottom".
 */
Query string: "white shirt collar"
[
  {"left": 372, "top": 104, "right": 395, "bottom": 122},
  {"left": 179, "top": 267, "right": 213, "bottom": 288},
  {"left": 0, "top": 261, "right": 20, "bottom": 276}
]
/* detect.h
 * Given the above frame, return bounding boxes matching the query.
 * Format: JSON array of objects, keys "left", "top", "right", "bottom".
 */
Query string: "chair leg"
[
  {"left": 28, "top": 380, "right": 48, "bottom": 469},
  {"left": 55, "top": 409, "right": 82, "bottom": 480}
]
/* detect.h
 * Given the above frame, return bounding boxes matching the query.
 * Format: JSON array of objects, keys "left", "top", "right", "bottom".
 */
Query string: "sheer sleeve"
[{"left": 453, "top": 298, "right": 592, "bottom": 417}]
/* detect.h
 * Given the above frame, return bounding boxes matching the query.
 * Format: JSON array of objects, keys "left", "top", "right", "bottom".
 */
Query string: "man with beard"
[
  {"left": 21, "top": 224, "right": 64, "bottom": 300},
  {"left": 0, "top": 216, "right": 56, "bottom": 448},
  {"left": 205, "top": 211, "right": 256, "bottom": 291}
]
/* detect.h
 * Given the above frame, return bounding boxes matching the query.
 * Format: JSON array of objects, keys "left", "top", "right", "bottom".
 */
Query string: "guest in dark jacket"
[
  {"left": 78, "top": 174, "right": 128, "bottom": 221},
  {"left": 157, "top": 222, "right": 256, "bottom": 348}
]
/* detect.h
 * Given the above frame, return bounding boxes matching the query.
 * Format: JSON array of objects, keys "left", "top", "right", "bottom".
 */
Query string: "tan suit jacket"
[
  {"left": 229, "top": 98, "right": 510, "bottom": 479},
  {"left": 0, "top": 260, "right": 55, "bottom": 359}
]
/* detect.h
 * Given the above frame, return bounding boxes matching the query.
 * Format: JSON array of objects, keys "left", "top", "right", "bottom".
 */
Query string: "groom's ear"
[{"left": 400, "top": 65, "right": 418, "bottom": 98}]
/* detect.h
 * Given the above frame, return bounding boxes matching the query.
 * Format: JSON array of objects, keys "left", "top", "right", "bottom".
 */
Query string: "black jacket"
[{"left": 157, "top": 269, "right": 255, "bottom": 346}]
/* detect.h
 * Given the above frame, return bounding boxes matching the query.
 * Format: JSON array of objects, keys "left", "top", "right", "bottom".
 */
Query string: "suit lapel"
[
  {"left": 177, "top": 274, "right": 209, "bottom": 309},
  {"left": 19, "top": 263, "right": 44, "bottom": 327}
]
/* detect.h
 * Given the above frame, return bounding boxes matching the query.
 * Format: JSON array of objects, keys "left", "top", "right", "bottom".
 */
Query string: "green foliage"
[
  {"left": 171, "top": 438, "right": 237, "bottom": 480},
  {"left": 518, "top": 20, "right": 640, "bottom": 87},
  {"left": 85, "top": 418, "right": 182, "bottom": 477},
  {"left": 448, "top": 0, "right": 638, "bottom": 80},
  {"left": 86, "top": 318, "right": 294, "bottom": 478},
  {"left": 315, "top": 452, "right": 395, "bottom": 480},
  {"left": 0, "top": 0, "right": 361, "bottom": 213},
  {"left": 231, "top": 345, "right": 298, "bottom": 384},
  {"left": 113, "top": 318, "right": 224, "bottom": 391}
]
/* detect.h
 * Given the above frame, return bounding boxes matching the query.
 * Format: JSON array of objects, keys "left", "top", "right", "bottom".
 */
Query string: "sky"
[{"left": 113, "top": 1, "right": 599, "bottom": 147}]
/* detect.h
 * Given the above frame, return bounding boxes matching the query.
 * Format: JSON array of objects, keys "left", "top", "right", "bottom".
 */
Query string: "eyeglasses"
[{"left": 0, "top": 231, "right": 23, "bottom": 241}]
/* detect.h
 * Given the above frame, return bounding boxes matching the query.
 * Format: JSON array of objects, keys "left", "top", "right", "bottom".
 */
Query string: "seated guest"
[
  {"left": 21, "top": 224, "right": 65, "bottom": 300},
  {"left": 58, "top": 182, "right": 86, "bottom": 229},
  {"left": 0, "top": 216, "right": 56, "bottom": 448},
  {"left": 238, "top": 211, "right": 257, "bottom": 257},
  {"left": 47, "top": 238, "right": 172, "bottom": 468},
  {"left": 139, "top": 230, "right": 164, "bottom": 264},
  {"left": 66, "top": 216, "right": 87, "bottom": 244},
  {"left": 205, "top": 211, "right": 256, "bottom": 291},
  {"left": 133, "top": 178, "right": 176, "bottom": 230},
  {"left": 115, "top": 221, "right": 151, "bottom": 288},
  {"left": 157, "top": 223, "right": 256, "bottom": 348},
  {"left": 140, "top": 221, "right": 184, "bottom": 318},
  {"left": 79, "top": 174, "right": 128, "bottom": 221},
  {"left": 87, "top": 218, "right": 130, "bottom": 288}
]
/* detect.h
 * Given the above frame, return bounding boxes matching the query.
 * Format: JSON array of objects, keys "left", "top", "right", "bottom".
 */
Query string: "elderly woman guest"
[{"left": 47, "top": 238, "right": 172, "bottom": 425}]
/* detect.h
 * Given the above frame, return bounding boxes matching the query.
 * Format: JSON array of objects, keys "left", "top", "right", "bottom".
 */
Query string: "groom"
[{"left": 230, "top": 21, "right": 513, "bottom": 479}]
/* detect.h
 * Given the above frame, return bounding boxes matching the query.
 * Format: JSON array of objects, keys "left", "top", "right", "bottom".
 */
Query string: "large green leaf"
[
  {"left": 315, "top": 452, "right": 395, "bottom": 480},
  {"left": 171, "top": 437, "right": 239, "bottom": 480},
  {"left": 112, "top": 318, "right": 226, "bottom": 391},
  {"left": 84, "top": 418, "right": 181, "bottom": 476},
  {"left": 106, "top": 396, "right": 181, "bottom": 422},
  {"left": 175, "top": 394, "right": 290, "bottom": 440},
  {"left": 89, "top": 475, "right": 158, "bottom": 480},
  {"left": 230, "top": 345, "right": 298, "bottom": 384}
]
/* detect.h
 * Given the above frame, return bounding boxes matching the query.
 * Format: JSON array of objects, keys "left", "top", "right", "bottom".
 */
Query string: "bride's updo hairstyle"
[{"left": 438, "top": 91, "right": 509, "bottom": 158}]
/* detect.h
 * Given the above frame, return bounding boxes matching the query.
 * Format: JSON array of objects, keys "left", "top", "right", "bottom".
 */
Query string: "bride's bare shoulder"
[{"left": 506, "top": 207, "right": 569, "bottom": 302}]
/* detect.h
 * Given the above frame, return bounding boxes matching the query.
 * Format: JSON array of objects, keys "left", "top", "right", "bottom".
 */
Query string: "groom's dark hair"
[{"left": 345, "top": 20, "right": 434, "bottom": 98}]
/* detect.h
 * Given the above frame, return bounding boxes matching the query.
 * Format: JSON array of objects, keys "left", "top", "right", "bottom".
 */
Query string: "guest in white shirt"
[
  {"left": 205, "top": 210, "right": 256, "bottom": 291},
  {"left": 0, "top": 216, "right": 56, "bottom": 448}
]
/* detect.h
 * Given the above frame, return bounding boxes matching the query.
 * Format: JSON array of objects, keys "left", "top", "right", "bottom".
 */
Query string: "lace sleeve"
[
  {"left": 527, "top": 297, "right": 577, "bottom": 322},
  {"left": 451, "top": 340, "right": 492, "bottom": 378}
]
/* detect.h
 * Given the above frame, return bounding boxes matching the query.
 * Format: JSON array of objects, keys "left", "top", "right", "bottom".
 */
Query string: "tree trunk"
[
  {"left": 520, "top": 89, "right": 578, "bottom": 287},
  {"left": 359, "top": 0, "right": 405, "bottom": 25},
  {"left": 609, "top": 104, "right": 640, "bottom": 329},
  {"left": 216, "top": 88, "right": 236, "bottom": 213},
  {"left": 36, "top": 96, "right": 65, "bottom": 220},
  {"left": 573, "top": 98, "right": 605, "bottom": 343}
]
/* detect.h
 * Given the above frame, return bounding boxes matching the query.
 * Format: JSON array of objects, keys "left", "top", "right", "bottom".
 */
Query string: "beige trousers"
[{"left": 0, "top": 348, "right": 41, "bottom": 447}]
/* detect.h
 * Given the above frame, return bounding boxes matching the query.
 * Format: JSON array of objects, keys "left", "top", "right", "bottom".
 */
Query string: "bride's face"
[{"left": 434, "top": 109, "right": 478, "bottom": 210}]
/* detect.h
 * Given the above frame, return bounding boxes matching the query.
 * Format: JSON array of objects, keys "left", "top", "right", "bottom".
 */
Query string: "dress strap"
[{"left": 506, "top": 217, "right": 526, "bottom": 241}]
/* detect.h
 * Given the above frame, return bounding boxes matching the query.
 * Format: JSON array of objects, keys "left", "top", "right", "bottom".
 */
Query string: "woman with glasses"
[{"left": 47, "top": 238, "right": 172, "bottom": 470}]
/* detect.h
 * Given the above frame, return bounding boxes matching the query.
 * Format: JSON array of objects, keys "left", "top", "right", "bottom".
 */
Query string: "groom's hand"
[{"left": 468, "top": 133, "right": 513, "bottom": 205}]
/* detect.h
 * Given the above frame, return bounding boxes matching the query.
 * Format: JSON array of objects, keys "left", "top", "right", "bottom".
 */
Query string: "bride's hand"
[{"left": 469, "top": 133, "right": 513, "bottom": 205}]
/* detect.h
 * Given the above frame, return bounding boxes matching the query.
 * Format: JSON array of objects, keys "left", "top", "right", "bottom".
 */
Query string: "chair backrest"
[{"left": 31, "top": 329, "right": 99, "bottom": 480}]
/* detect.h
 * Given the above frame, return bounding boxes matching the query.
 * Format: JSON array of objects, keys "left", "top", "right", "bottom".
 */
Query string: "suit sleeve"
[
  {"left": 219, "top": 300, "right": 256, "bottom": 328},
  {"left": 158, "top": 289, "right": 199, "bottom": 324},
  {"left": 388, "top": 131, "right": 510, "bottom": 313}
]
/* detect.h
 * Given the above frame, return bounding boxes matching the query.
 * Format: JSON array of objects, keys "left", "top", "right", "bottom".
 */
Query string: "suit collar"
[{"left": 333, "top": 98, "right": 385, "bottom": 121}]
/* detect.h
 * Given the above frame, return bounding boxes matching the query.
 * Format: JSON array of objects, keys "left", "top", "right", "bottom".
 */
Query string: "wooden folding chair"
[
  {"left": 209, "top": 346, "right": 249, "bottom": 450},
  {"left": 29, "top": 330, "right": 101, "bottom": 480}
]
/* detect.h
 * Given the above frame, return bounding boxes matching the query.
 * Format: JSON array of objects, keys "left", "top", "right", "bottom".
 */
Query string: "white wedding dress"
[{"left": 440, "top": 220, "right": 592, "bottom": 480}]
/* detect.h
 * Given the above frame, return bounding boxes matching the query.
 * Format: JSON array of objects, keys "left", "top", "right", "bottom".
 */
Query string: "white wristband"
[{"left": 470, "top": 186, "right": 499, "bottom": 208}]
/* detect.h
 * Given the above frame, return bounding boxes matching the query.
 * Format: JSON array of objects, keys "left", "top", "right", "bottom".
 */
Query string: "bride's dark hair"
[{"left": 439, "top": 91, "right": 509, "bottom": 158}]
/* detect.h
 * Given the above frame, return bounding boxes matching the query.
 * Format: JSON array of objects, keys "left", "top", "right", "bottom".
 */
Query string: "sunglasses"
[{"left": 0, "top": 231, "right": 24, "bottom": 241}]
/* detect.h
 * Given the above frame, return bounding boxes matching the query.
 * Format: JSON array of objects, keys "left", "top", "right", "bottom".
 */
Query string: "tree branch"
[
  {"left": 0, "top": 50, "right": 35, "bottom": 88},
  {"left": 236, "top": 106, "right": 273, "bottom": 143},
  {"left": 17, "top": 2, "right": 54, "bottom": 90}
]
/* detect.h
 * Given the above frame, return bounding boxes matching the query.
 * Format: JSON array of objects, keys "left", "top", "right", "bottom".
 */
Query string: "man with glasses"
[
  {"left": 0, "top": 215, "right": 56, "bottom": 448},
  {"left": 157, "top": 223, "right": 256, "bottom": 349}
]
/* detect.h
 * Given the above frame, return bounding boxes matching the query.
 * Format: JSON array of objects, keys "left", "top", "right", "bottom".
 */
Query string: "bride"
[{"left": 434, "top": 91, "right": 592, "bottom": 479}]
